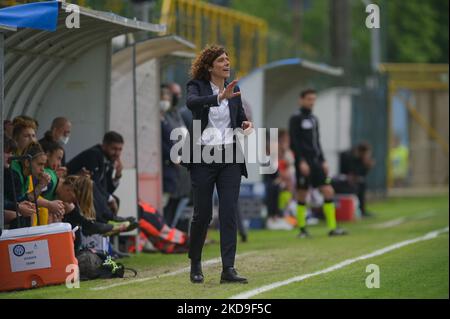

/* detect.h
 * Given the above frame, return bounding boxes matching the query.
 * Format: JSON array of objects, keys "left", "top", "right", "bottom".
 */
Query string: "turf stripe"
[
  {"left": 230, "top": 226, "right": 449, "bottom": 299},
  {"left": 90, "top": 252, "right": 255, "bottom": 291}
]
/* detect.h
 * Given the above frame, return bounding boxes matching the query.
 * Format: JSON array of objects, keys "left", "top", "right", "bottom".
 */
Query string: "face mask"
[
  {"left": 160, "top": 100, "right": 171, "bottom": 113},
  {"left": 59, "top": 135, "right": 70, "bottom": 145}
]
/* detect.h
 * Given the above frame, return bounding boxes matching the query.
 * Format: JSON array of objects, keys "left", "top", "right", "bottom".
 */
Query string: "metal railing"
[
  {"left": 160, "top": 0, "right": 268, "bottom": 78},
  {"left": 380, "top": 63, "right": 449, "bottom": 189}
]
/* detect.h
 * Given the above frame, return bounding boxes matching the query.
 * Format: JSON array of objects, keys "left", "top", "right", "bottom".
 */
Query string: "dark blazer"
[{"left": 183, "top": 79, "right": 248, "bottom": 178}]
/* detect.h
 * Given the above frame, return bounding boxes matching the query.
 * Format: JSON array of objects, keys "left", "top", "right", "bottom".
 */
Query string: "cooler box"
[
  {"left": 335, "top": 195, "right": 358, "bottom": 222},
  {"left": 0, "top": 223, "right": 78, "bottom": 292}
]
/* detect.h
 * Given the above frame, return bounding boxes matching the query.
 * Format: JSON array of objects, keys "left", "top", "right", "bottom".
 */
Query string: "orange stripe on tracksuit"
[
  {"left": 139, "top": 218, "right": 161, "bottom": 237},
  {"left": 137, "top": 200, "right": 188, "bottom": 253},
  {"left": 139, "top": 201, "right": 157, "bottom": 213}
]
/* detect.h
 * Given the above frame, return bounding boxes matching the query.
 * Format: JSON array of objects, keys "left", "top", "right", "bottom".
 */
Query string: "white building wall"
[{"left": 36, "top": 42, "right": 111, "bottom": 162}]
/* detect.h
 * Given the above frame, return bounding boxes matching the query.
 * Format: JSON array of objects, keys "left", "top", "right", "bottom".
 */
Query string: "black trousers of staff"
[{"left": 188, "top": 144, "right": 243, "bottom": 269}]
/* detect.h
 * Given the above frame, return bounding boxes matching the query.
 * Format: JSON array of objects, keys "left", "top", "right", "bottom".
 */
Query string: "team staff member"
[
  {"left": 289, "top": 89, "right": 347, "bottom": 238},
  {"left": 184, "top": 45, "right": 252, "bottom": 284},
  {"left": 67, "top": 132, "right": 124, "bottom": 215}
]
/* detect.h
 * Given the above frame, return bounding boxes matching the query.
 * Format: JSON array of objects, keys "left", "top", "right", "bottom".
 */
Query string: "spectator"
[
  {"left": 337, "top": 142, "right": 376, "bottom": 218},
  {"left": 39, "top": 117, "right": 72, "bottom": 166},
  {"left": 12, "top": 117, "right": 37, "bottom": 155},
  {"left": 60, "top": 175, "right": 125, "bottom": 252},
  {"left": 265, "top": 129, "right": 295, "bottom": 230},
  {"left": 390, "top": 135, "right": 409, "bottom": 187},
  {"left": 3, "top": 120, "right": 14, "bottom": 139},
  {"left": 163, "top": 83, "right": 192, "bottom": 226},
  {"left": 168, "top": 82, "right": 183, "bottom": 111},
  {"left": 66, "top": 131, "right": 124, "bottom": 216},
  {"left": 3, "top": 136, "right": 36, "bottom": 228},
  {"left": 43, "top": 141, "right": 67, "bottom": 179},
  {"left": 6, "top": 142, "right": 65, "bottom": 228},
  {"left": 160, "top": 85, "right": 180, "bottom": 223}
]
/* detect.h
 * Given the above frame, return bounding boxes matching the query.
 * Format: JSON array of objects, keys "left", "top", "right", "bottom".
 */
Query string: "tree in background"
[
  {"left": 230, "top": 0, "right": 448, "bottom": 65},
  {"left": 386, "top": 0, "right": 447, "bottom": 63},
  {"left": 2, "top": 0, "right": 447, "bottom": 64},
  {"left": 349, "top": 0, "right": 448, "bottom": 66}
]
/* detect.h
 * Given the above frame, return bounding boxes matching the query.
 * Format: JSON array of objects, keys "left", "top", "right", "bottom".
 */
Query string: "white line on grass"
[
  {"left": 371, "top": 210, "right": 437, "bottom": 229},
  {"left": 372, "top": 217, "right": 407, "bottom": 229},
  {"left": 230, "top": 226, "right": 449, "bottom": 299},
  {"left": 91, "top": 251, "right": 255, "bottom": 291}
]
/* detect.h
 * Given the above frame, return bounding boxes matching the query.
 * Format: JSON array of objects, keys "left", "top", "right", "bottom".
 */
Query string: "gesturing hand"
[
  {"left": 241, "top": 121, "right": 254, "bottom": 135},
  {"left": 219, "top": 80, "right": 241, "bottom": 102}
]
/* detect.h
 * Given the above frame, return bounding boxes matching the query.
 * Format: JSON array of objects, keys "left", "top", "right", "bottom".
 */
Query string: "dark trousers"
[
  {"left": 357, "top": 181, "right": 367, "bottom": 214},
  {"left": 189, "top": 162, "right": 242, "bottom": 268},
  {"left": 264, "top": 177, "right": 281, "bottom": 218},
  {"left": 163, "top": 197, "right": 180, "bottom": 225}
]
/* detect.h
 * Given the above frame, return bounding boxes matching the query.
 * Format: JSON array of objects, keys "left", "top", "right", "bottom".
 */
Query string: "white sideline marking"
[
  {"left": 91, "top": 252, "right": 255, "bottom": 291},
  {"left": 371, "top": 210, "right": 437, "bottom": 229},
  {"left": 230, "top": 226, "right": 449, "bottom": 299},
  {"left": 372, "top": 217, "right": 406, "bottom": 229}
]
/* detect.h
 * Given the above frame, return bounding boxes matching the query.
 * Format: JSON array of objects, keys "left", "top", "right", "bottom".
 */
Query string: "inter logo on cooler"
[{"left": 13, "top": 244, "right": 26, "bottom": 257}]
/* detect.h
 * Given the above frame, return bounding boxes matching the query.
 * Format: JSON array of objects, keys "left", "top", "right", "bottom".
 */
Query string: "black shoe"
[
  {"left": 190, "top": 260, "right": 204, "bottom": 284},
  {"left": 328, "top": 228, "right": 348, "bottom": 236},
  {"left": 81, "top": 220, "right": 114, "bottom": 236},
  {"left": 240, "top": 233, "right": 248, "bottom": 243},
  {"left": 220, "top": 267, "right": 248, "bottom": 284},
  {"left": 112, "top": 216, "right": 136, "bottom": 222},
  {"left": 297, "top": 227, "right": 311, "bottom": 238}
]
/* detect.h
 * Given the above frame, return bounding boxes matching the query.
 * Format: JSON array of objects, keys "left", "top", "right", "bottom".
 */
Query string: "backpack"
[{"left": 76, "top": 249, "right": 137, "bottom": 281}]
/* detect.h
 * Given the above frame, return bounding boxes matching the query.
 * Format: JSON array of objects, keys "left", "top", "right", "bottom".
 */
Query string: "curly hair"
[
  {"left": 12, "top": 117, "right": 37, "bottom": 140},
  {"left": 190, "top": 45, "right": 228, "bottom": 81}
]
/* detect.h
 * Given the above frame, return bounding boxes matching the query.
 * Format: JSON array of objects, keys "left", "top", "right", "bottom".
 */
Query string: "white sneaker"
[
  {"left": 306, "top": 217, "right": 319, "bottom": 226},
  {"left": 266, "top": 217, "right": 294, "bottom": 230},
  {"left": 143, "top": 239, "right": 158, "bottom": 253}
]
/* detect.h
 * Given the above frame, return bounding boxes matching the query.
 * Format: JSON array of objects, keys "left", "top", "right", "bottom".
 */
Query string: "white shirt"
[{"left": 197, "top": 81, "right": 234, "bottom": 146}]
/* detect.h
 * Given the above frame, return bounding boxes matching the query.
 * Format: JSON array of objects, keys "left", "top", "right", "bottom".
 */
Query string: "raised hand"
[
  {"left": 114, "top": 158, "right": 123, "bottom": 179},
  {"left": 219, "top": 79, "right": 241, "bottom": 102},
  {"left": 37, "top": 172, "right": 51, "bottom": 188}
]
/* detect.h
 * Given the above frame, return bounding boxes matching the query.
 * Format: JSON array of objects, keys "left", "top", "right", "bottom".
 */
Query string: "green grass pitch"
[{"left": 1, "top": 195, "right": 448, "bottom": 299}]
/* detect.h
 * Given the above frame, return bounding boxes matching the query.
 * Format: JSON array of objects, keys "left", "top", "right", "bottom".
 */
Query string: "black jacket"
[
  {"left": 161, "top": 115, "right": 179, "bottom": 194},
  {"left": 289, "top": 107, "right": 325, "bottom": 164},
  {"left": 340, "top": 150, "right": 370, "bottom": 177},
  {"left": 183, "top": 79, "right": 249, "bottom": 178},
  {"left": 66, "top": 144, "right": 118, "bottom": 197},
  {"left": 3, "top": 167, "right": 32, "bottom": 228}
]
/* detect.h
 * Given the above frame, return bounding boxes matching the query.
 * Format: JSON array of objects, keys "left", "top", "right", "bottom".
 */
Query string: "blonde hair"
[{"left": 65, "top": 175, "right": 96, "bottom": 221}]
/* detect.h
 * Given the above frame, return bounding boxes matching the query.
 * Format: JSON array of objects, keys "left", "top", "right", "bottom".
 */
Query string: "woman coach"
[{"left": 184, "top": 45, "right": 253, "bottom": 284}]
